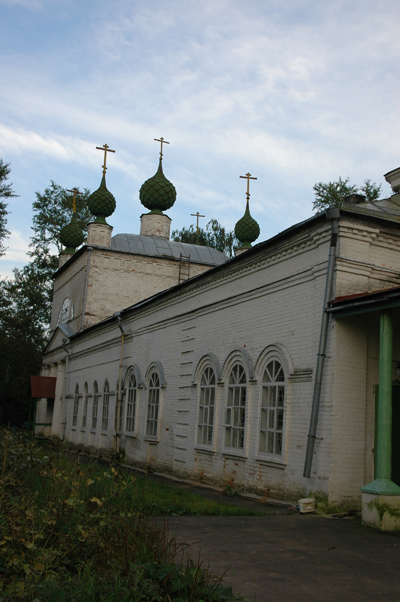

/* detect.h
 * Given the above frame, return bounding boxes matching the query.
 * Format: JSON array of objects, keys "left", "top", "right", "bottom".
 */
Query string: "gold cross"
[
  {"left": 154, "top": 137, "right": 170, "bottom": 159},
  {"left": 240, "top": 172, "right": 257, "bottom": 202},
  {"left": 191, "top": 212, "right": 205, "bottom": 235},
  {"left": 67, "top": 187, "right": 81, "bottom": 213},
  {"left": 96, "top": 143, "right": 116, "bottom": 174}
]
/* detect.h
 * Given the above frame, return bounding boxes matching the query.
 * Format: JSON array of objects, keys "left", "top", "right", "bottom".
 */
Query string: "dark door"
[{"left": 392, "top": 385, "right": 400, "bottom": 486}]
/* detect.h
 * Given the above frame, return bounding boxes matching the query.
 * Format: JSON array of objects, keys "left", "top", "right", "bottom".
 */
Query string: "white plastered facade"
[{"left": 39, "top": 201, "right": 400, "bottom": 505}]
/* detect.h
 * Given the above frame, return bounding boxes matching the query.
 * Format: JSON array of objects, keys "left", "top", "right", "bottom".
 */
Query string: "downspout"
[
  {"left": 114, "top": 312, "right": 125, "bottom": 454},
  {"left": 80, "top": 247, "right": 92, "bottom": 331},
  {"left": 61, "top": 338, "right": 70, "bottom": 440},
  {"left": 303, "top": 208, "right": 340, "bottom": 478}
]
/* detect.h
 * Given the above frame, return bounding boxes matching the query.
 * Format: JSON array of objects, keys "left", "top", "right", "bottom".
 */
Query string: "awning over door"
[{"left": 30, "top": 376, "right": 57, "bottom": 398}]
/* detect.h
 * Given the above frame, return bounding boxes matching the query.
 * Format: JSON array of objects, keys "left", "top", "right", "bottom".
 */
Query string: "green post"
[
  {"left": 362, "top": 309, "right": 400, "bottom": 495},
  {"left": 376, "top": 310, "right": 393, "bottom": 479}
]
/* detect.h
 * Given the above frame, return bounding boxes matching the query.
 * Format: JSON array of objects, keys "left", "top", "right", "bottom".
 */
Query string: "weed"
[{"left": 0, "top": 428, "right": 247, "bottom": 600}]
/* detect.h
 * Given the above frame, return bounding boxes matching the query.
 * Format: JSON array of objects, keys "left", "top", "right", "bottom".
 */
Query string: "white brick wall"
[{"left": 42, "top": 213, "right": 400, "bottom": 504}]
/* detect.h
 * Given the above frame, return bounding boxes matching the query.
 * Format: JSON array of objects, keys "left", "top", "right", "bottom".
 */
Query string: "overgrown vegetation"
[{"left": 0, "top": 429, "right": 251, "bottom": 600}]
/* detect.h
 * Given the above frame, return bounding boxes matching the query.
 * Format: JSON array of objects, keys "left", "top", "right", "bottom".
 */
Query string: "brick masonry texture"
[{"left": 41, "top": 213, "right": 400, "bottom": 504}]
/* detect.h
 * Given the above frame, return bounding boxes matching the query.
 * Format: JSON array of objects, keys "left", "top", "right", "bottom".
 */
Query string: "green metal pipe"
[{"left": 375, "top": 310, "right": 393, "bottom": 480}]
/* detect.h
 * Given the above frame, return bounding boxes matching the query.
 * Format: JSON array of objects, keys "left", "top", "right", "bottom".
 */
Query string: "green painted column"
[
  {"left": 362, "top": 309, "right": 400, "bottom": 495},
  {"left": 376, "top": 310, "right": 393, "bottom": 479}
]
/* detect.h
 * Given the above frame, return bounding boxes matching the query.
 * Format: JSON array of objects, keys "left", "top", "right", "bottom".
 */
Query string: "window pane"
[
  {"left": 225, "top": 363, "right": 246, "bottom": 449},
  {"left": 259, "top": 361, "right": 285, "bottom": 456},
  {"left": 146, "top": 370, "right": 160, "bottom": 437}
]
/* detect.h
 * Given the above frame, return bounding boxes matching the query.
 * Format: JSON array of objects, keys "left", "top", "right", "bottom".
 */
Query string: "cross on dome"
[
  {"left": 154, "top": 137, "right": 170, "bottom": 160},
  {"left": 240, "top": 172, "right": 257, "bottom": 203},
  {"left": 67, "top": 187, "right": 81, "bottom": 213},
  {"left": 96, "top": 143, "right": 116, "bottom": 175},
  {"left": 191, "top": 211, "right": 205, "bottom": 234}
]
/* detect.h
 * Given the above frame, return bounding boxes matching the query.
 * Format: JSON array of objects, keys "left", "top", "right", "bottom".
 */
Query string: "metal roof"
[
  {"left": 328, "top": 286, "right": 400, "bottom": 317},
  {"left": 111, "top": 233, "right": 228, "bottom": 266}
]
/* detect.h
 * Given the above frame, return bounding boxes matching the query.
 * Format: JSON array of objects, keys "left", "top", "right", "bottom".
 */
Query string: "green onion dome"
[
  {"left": 60, "top": 215, "right": 84, "bottom": 254},
  {"left": 139, "top": 159, "right": 176, "bottom": 214},
  {"left": 234, "top": 202, "right": 260, "bottom": 249},
  {"left": 88, "top": 174, "right": 116, "bottom": 224}
]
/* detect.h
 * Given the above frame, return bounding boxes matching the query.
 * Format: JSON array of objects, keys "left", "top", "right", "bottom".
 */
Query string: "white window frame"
[
  {"left": 102, "top": 380, "right": 110, "bottom": 431},
  {"left": 197, "top": 366, "right": 216, "bottom": 446},
  {"left": 72, "top": 384, "right": 79, "bottom": 427},
  {"left": 224, "top": 363, "right": 247, "bottom": 450},
  {"left": 58, "top": 297, "right": 74, "bottom": 325},
  {"left": 126, "top": 373, "right": 137, "bottom": 433},
  {"left": 92, "top": 381, "right": 99, "bottom": 430},
  {"left": 146, "top": 370, "right": 160, "bottom": 438},
  {"left": 82, "top": 383, "right": 88, "bottom": 429},
  {"left": 115, "top": 380, "right": 124, "bottom": 433},
  {"left": 259, "top": 360, "right": 286, "bottom": 457}
]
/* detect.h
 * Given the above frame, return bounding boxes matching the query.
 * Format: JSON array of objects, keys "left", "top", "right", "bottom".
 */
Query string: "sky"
[{"left": 0, "top": 0, "right": 399, "bottom": 278}]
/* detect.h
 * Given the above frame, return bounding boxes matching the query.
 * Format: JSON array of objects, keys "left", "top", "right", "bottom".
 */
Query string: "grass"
[
  {"left": 0, "top": 428, "right": 252, "bottom": 601},
  {"left": 31, "top": 448, "right": 261, "bottom": 518}
]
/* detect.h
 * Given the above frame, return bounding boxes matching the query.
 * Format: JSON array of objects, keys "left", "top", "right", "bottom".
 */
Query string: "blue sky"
[{"left": 1, "top": 0, "right": 399, "bottom": 278}]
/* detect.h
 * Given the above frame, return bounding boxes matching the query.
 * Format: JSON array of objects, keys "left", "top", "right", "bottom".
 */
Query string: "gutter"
[
  {"left": 303, "top": 208, "right": 340, "bottom": 478},
  {"left": 114, "top": 312, "right": 125, "bottom": 454},
  {"left": 61, "top": 338, "right": 70, "bottom": 440},
  {"left": 80, "top": 247, "right": 93, "bottom": 331}
]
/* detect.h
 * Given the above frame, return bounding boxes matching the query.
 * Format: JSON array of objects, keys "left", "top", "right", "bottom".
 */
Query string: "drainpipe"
[
  {"left": 61, "top": 338, "right": 70, "bottom": 440},
  {"left": 80, "top": 247, "right": 92, "bottom": 331},
  {"left": 303, "top": 208, "right": 340, "bottom": 478},
  {"left": 114, "top": 312, "right": 125, "bottom": 454}
]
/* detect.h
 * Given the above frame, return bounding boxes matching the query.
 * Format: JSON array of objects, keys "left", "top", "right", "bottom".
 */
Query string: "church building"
[{"left": 36, "top": 143, "right": 400, "bottom": 530}]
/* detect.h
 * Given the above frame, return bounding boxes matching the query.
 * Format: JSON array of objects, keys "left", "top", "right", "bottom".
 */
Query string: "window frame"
[
  {"left": 259, "top": 359, "right": 286, "bottom": 458},
  {"left": 197, "top": 365, "right": 216, "bottom": 447},
  {"left": 115, "top": 379, "right": 124, "bottom": 433},
  {"left": 58, "top": 297, "right": 74, "bottom": 325},
  {"left": 81, "top": 382, "right": 88, "bottom": 429},
  {"left": 72, "top": 384, "right": 79, "bottom": 428},
  {"left": 92, "top": 381, "right": 99, "bottom": 430},
  {"left": 146, "top": 370, "right": 161, "bottom": 439},
  {"left": 224, "top": 363, "right": 247, "bottom": 451},
  {"left": 102, "top": 380, "right": 110, "bottom": 431},
  {"left": 125, "top": 373, "right": 137, "bottom": 434}
]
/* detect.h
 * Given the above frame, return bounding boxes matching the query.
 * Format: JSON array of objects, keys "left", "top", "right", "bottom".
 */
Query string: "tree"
[
  {"left": 0, "top": 183, "right": 91, "bottom": 425},
  {"left": 172, "top": 218, "right": 238, "bottom": 258},
  {"left": 0, "top": 159, "right": 17, "bottom": 256},
  {"left": 30, "top": 181, "right": 92, "bottom": 275},
  {"left": 312, "top": 177, "right": 382, "bottom": 213},
  {"left": 0, "top": 275, "right": 43, "bottom": 424}
]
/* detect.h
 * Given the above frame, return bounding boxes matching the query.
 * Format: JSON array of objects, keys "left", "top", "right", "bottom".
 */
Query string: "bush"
[{"left": 0, "top": 429, "right": 241, "bottom": 601}]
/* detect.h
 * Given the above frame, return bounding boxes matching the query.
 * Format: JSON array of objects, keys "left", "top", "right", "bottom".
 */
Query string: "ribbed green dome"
[
  {"left": 60, "top": 215, "right": 84, "bottom": 254},
  {"left": 88, "top": 174, "right": 116, "bottom": 224},
  {"left": 139, "top": 159, "right": 176, "bottom": 214},
  {"left": 234, "top": 203, "right": 260, "bottom": 249}
]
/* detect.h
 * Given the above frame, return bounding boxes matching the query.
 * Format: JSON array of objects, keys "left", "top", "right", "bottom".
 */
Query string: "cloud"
[
  {"left": 0, "top": 230, "right": 31, "bottom": 279},
  {"left": 0, "top": 0, "right": 399, "bottom": 265}
]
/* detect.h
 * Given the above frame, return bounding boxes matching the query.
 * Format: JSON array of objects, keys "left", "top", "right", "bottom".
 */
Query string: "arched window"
[
  {"left": 92, "top": 381, "right": 99, "bottom": 430},
  {"left": 146, "top": 370, "right": 160, "bottom": 438},
  {"left": 126, "top": 373, "right": 137, "bottom": 433},
  {"left": 72, "top": 384, "right": 79, "bottom": 427},
  {"left": 102, "top": 380, "right": 110, "bottom": 431},
  {"left": 82, "top": 383, "right": 88, "bottom": 428},
  {"left": 225, "top": 363, "right": 246, "bottom": 449},
  {"left": 198, "top": 366, "right": 216, "bottom": 445},
  {"left": 260, "top": 360, "right": 285, "bottom": 456},
  {"left": 115, "top": 380, "right": 124, "bottom": 432},
  {"left": 58, "top": 297, "right": 74, "bottom": 325}
]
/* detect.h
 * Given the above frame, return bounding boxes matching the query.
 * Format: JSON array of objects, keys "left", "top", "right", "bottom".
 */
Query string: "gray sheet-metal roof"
[
  {"left": 342, "top": 195, "right": 400, "bottom": 220},
  {"left": 111, "top": 233, "right": 228, "bottom": 266}
]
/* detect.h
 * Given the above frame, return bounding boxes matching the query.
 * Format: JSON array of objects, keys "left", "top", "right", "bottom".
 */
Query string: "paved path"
[
  {"left": 106, "top": 461, "right": 400, "bottom": 601},
  {"left": 167, "top": 513, "right": 400, "bottom": 601},
  {"left": 140, "top": 472, "right": 400, "bottom": 602}
]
